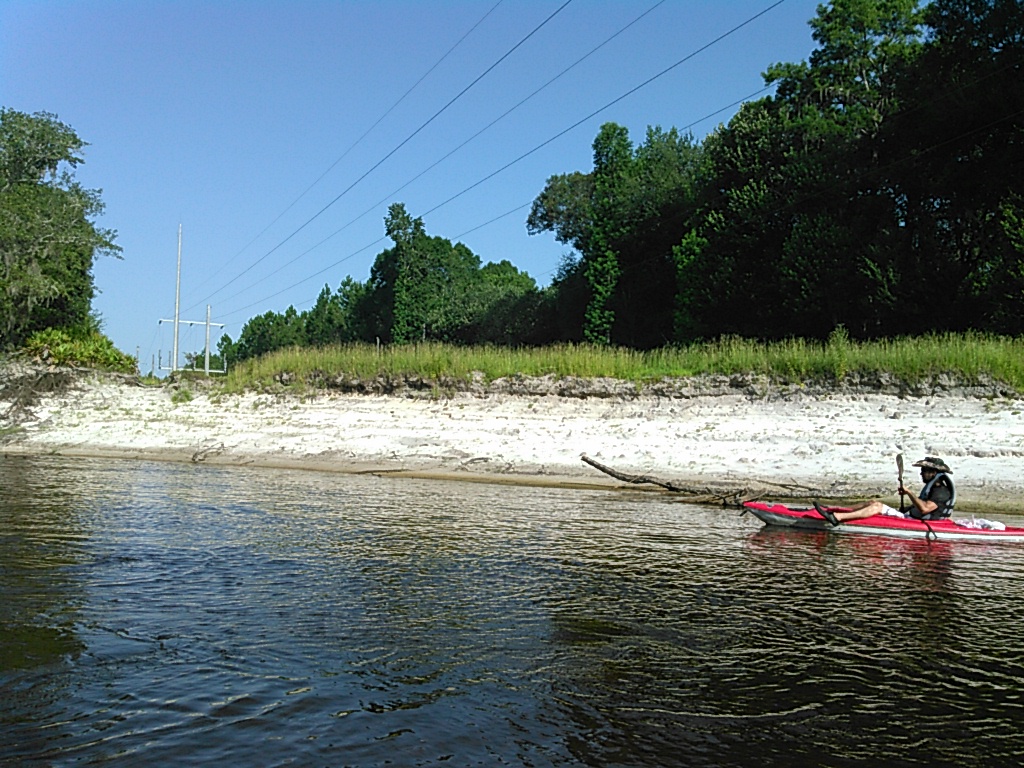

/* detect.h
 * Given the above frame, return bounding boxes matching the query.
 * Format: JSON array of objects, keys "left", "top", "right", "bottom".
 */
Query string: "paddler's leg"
[
  {"left": 814, "top": 500, "right": 893, "bottom": 526},
  {"left": 829, "top": 500, "right": 892, "bottom": 523}
]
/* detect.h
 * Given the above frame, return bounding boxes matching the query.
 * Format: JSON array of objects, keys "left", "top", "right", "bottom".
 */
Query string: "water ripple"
[{"left": 2, "top": 456, "right": 1024, "bottom": 766}]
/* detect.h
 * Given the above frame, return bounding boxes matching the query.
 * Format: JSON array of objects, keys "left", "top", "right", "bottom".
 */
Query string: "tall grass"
[{"left": 221, "top": 333, "right": 1024, "bottom": 393}]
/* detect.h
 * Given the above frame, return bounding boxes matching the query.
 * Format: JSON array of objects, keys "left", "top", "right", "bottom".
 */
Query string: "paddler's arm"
[{"left": 899, "top": 484, "right": 938, "bottom": 516}]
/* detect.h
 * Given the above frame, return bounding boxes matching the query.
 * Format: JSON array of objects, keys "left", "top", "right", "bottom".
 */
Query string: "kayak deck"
[{"left": 744, "top": 501, "right": 1024, "bottom": 543}]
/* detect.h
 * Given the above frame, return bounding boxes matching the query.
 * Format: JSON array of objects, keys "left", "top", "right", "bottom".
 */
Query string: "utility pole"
[
  {"left": 159, "top": 225, "right": 227, "bottom": 374},
  {"left": 172, "top": 223, "right": 182, "bottom": 373},
  {"left": 204, "top": 304, "right": 212, "bottom": 374},
  {"left": 159, "top": 306, "right": 225, "bottom": 374}
]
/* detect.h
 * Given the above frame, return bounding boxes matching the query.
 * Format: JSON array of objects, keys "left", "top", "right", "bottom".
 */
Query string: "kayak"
[{"left": 743, "top": 501, "right": 1024, "bottom": 543}]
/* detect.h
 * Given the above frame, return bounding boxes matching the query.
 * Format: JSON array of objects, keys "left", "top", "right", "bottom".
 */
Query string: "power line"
[
  {"left": 215, "top": 84, "right": 777, "bottom": 323},
  {"left": 574, "top": 100, "right": 1024, "bottom": 298},
  {"left": 421, "top": 0, "right": 788, "bottom": 217},
  {"left": 217, "top": 5, "right": 1020, "bottom": 331},
  {"left": 191, "top": 0, "right": 575, "bottom": 311},
  {"left": 184, "top": 97, "right": 1024, "bottom": 329},
  {"left": 206, "top": 0, "right": 669, "bottom": 309},
  {"left": 184, "top": 0, "right": 505, "bottom": 308},
  {"left": 214, "top": 2, "right": 791, "bottom": 322},
  {"left": 219, "top": 237, "right": 386, "bottom": 321},
  {"left": 454, "top": 201, "right": 533, "bottom": 240}
]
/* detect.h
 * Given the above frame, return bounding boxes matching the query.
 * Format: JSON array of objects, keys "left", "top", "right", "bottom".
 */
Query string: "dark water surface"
[{"left": 2, "top": 455, "right": 1024, "bottom": 767}]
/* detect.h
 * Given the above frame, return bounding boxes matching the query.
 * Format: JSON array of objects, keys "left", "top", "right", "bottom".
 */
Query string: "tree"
[
  {"left": 529, "top": 123, "right": 702, "bottom": 347},
  {"left": 583, "top": 123, "right": 632, "bottom": 344},
  {"left": 386, "top": 203, "right": 430, "bottom": 343},
  {"left": 0, "top": 109, "right": 120, "bottom": 347},
  {"left": 614, "top": 126, "right": 703, "bottom": 347},
  {"left": 676, "top": 0, "right": 927, "bottom": 341},
  {"left": 303, "top": 274, "right": 376, "bottom": 342},
  {"left": 232, "top": 306, "right": 305, "bottom": 362},
  {"left": 331, "top": 276, "right": 370, "bottom": 343},
  {"left": 527, "top": 171, "right": 595, "bottom": 256},
  {"left": 303, "top": 283, "right": 353, "bottom": 346},
  {"left": 381, "top": 203, "right": 494, "bottom": 343},
  {"left": 885, "top": 0, "right": 1024, "bottom": 333},
  {"left": 455, "top": 260, "right": 540, "bottom": 344},
  {"left": 217, "top": 333, "right": 238, "bottom": 369},
  {"left": 362, "top": 245, "right": 399, "bottom": 343}
]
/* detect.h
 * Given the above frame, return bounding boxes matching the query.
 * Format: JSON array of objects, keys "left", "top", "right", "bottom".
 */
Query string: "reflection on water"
[{"left": 2, "top": 455, "right": 1024, "bottom": 766}]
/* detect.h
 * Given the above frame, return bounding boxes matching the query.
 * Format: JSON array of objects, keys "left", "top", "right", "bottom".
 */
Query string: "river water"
[{"left": 2, "top": 455, "right": 1023, "bottom": 767}]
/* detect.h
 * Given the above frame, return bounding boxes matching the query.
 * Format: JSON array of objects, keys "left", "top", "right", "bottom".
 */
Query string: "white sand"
[{"left": 4, "top": 376, "right": 1024, "bottom": 512}]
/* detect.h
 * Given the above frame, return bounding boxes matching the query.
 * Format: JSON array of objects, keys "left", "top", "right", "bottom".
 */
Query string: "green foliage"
[
  {"left": 826, "top": 324, "right": 851, "bottom": 380},
  {"left": 223, "top": 204, "right": 543, "bottom": 360},
  {"left": 1001, "top": 195, "right": 1024, "bottom": 254},
  {"left": 217, "top": 333, "right": 238, "bottom": 369},
  {"left": 22, "top": 325, "right": 137, "bottom": 373},
  {"left": 0, "top": 109, "right": 120, "bottom": 348},
  {"left": 183, "top": 347, "right": 226, "bottom": 373},
  {"left": 526, "top": 171, "right": 594, "bottom": 253},
  {"left": 672, "top": 230, "right": 708, "bottom": 340},
  {"left": 232, "top": 306, "right": 305, "bottom": 362},
  {"left": 767, "top": 0, "right": 922, "bottom": 138},
  {"left": 582, "top": 123, "right": 631, "bottom": 345},
  {"left": 386, "top": 202, "right": 428, "bottom": 343},
  {"left": 529, "top": 123, "right": 703, "bottom": 347},
  {"left": 454, "top": 260, "right": 541, "bottom": 345},
  {"left": 221, "top": 2, "right": 1024, "bottom": 353},
  {"left": 382, "top": 204, "right": 504, "bottom": 344},
  {"left": 668, "top": 0, "right": 1024, "bottom": 342},
  {"left": 304, "top": 284, "right": 347, "bottom": 347},
  {"left": 170, "top": 387, "right": 193, "bottom": 404},
  {"left": 582, "top": 246, "right": 620, "bottom": 344},
  {"left": 887, "top": 0, "right": 1024, "bottom": 334}
]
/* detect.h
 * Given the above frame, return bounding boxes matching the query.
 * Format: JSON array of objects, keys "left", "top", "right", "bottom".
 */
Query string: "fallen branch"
[
  {"left": 580, "top": 453, "right": 766, "bottom": 508},
  {"left": 192, "top": 442, "right": 226, "bottom": 462},
  {"left": 581, "top": 453, "right": 689, "bottom": 492}
]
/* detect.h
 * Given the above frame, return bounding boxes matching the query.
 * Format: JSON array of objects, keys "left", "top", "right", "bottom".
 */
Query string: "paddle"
[
  {"left": 896, "top": 453, "right": 906, "bottom": 514},
  {"left": 899, "top": 452, "right": 937, "bottom": 541}
]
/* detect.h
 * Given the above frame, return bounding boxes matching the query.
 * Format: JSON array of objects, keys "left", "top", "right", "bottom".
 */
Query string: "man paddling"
[{"left": 814, "top": 457, "right": 956, "bottom": 526}]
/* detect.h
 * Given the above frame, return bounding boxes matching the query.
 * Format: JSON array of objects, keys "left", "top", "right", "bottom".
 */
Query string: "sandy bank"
[{"left": 2, "top": 370, "right": 1023, "bottom": 514}]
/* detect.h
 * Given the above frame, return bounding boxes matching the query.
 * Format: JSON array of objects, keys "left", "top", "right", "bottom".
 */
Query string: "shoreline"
[{"left": 3, "top": 371, "right": 1023, "bottom": 516}]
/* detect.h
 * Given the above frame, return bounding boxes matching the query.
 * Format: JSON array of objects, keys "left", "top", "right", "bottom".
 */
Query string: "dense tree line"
[
  {"left": 221, "top": 0, "right": 1021, "bottom": 362},
  {"left": 0, "top": 109, "right": 120, "bottom": 349},
  {"left": 672, "top": 0, "right": 1024, "bottom": 342},
  {"left": 4, "top": 2, "right": 1019, "bottom": 366},
  {"left": 529, "top": 0, "right": 1024, "bottom": 346},
  {"left": 218, "top": 202, "right": 544, "bottom": 365}
]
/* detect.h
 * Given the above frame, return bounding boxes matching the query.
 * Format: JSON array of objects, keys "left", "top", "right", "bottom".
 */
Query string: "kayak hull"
[{"left": 744, "top": 501, "right": 1024, "bottom": 543}]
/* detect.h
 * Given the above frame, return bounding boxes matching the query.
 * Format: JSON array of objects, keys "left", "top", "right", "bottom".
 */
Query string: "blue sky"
[{"left": 2, "top": 0, "right": 821, "bottom": 370}]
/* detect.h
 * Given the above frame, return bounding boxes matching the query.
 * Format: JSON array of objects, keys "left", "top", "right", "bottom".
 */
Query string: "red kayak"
[{"left": 744, "top": 501, "right": 1024, "bottom": 543}]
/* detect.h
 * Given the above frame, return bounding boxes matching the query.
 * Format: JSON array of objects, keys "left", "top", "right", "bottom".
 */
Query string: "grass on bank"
[{"left": 220, "top": 331, "right": 1024, "bottom": 394}]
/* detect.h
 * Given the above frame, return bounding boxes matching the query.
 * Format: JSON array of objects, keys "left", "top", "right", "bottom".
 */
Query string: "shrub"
[{"left": 22, "top": 328, "right": 138, "bottom": 374}]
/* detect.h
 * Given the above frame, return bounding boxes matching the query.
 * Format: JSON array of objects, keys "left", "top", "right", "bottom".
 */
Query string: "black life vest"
[{"left": 918, "top": 472, "right": 956, "bottom": 519}]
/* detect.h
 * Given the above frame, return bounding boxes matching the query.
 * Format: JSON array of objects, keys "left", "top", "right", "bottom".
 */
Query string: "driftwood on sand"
[{"left": 580, "top": 453, "right": 818, "bottom": 508}]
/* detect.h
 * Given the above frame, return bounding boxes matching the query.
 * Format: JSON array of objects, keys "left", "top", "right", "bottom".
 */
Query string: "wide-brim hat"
[{"left": 913, "top": 456, "right": 952, "bottom": 474}]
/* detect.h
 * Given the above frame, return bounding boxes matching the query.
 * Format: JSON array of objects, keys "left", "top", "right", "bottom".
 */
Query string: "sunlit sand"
[{"left": 4, "top": 376, "right": 1022, "bottom": 513}]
